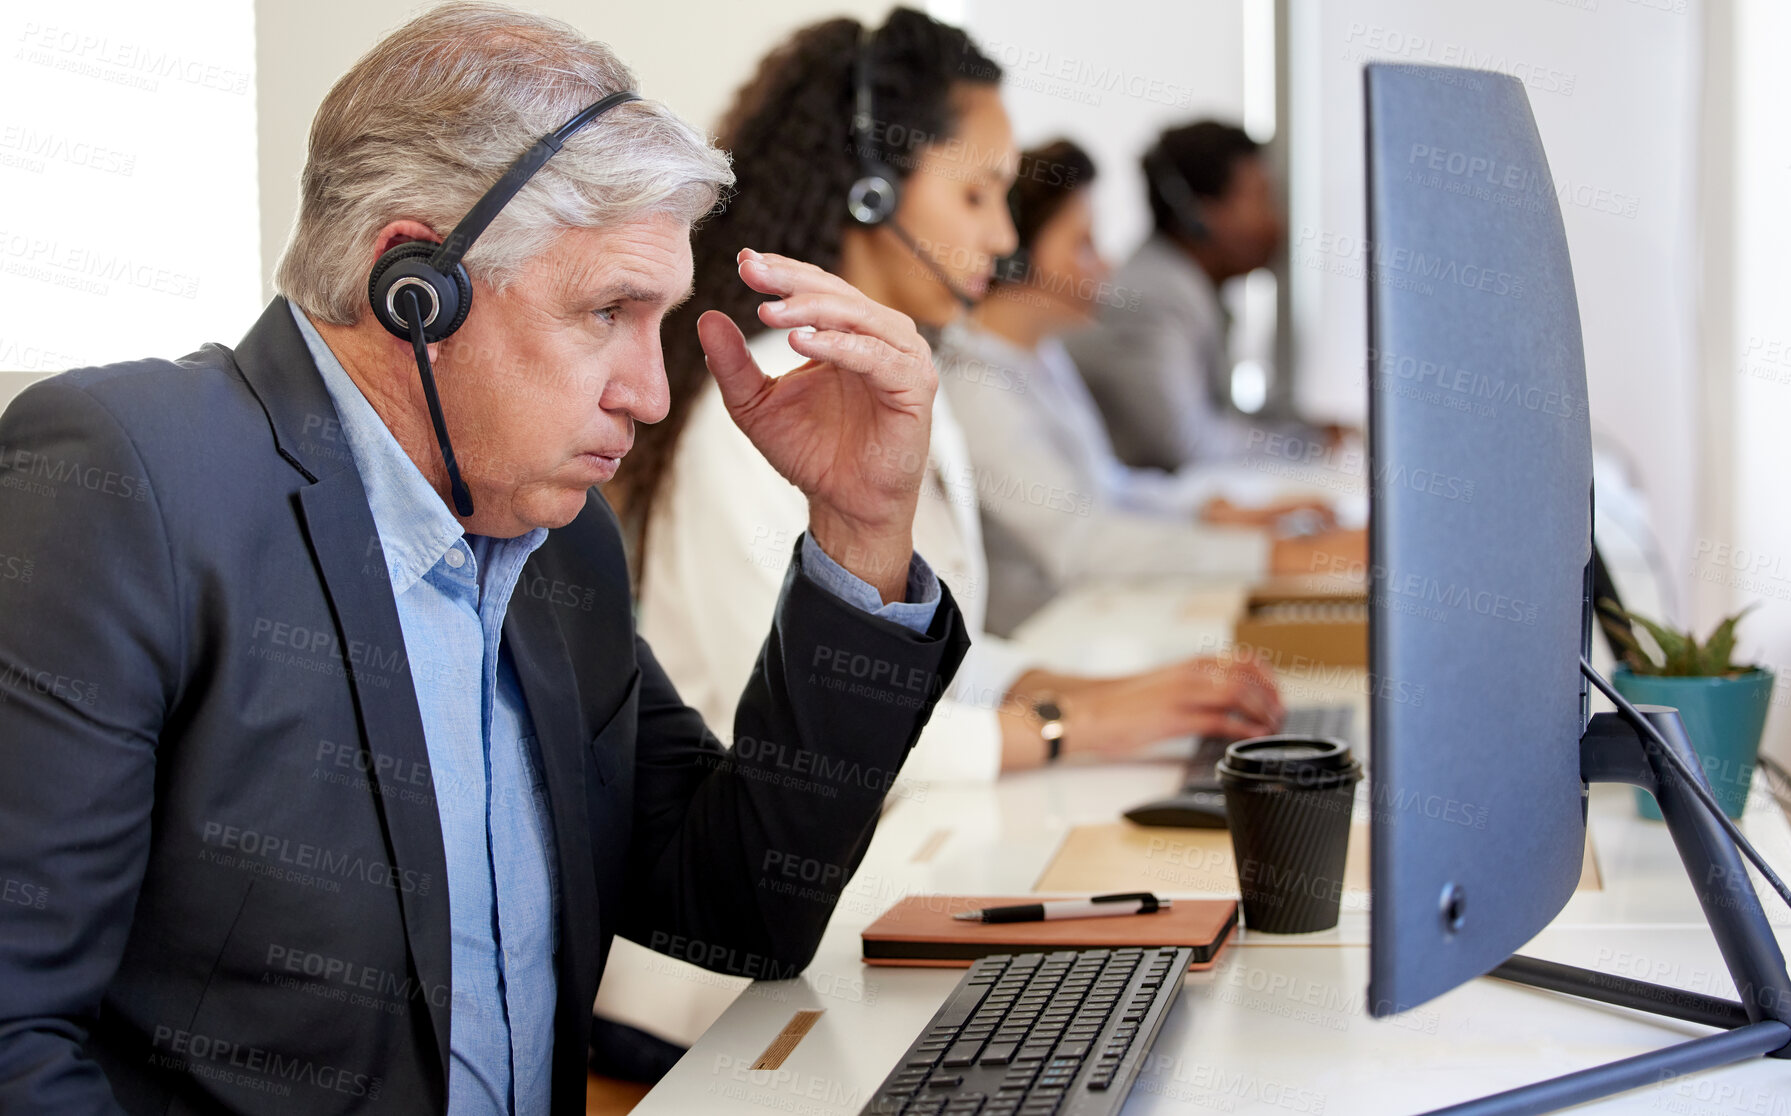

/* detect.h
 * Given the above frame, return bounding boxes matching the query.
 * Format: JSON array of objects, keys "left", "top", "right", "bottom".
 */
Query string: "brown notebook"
[{"left": 861, "top": 895, "right": 1238, "bottom": 969}]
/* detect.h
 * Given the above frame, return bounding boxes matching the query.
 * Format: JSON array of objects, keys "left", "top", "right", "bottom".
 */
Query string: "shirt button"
[{"left": 444, "top": 547, "right": 466, "bottom": 569}]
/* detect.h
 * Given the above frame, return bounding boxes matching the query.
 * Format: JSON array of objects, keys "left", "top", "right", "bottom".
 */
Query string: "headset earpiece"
[
  {"left": 846, "top": 24, "right": 900, "bottom": 227},
  {"left": 842, "top": 23, "right": 970, "bottom": 308},
  {"left": 1146, "top": 146, "right": 1209, "bottom": 243},
  {"left": 847, "top": 167, "right": 900, "bottom": 227},
  {"left": 993, "top": 184, "right": 1030, "bottom": 285},
  {"left": 368, "top": 241, "right": 473, "bottom": 344}
]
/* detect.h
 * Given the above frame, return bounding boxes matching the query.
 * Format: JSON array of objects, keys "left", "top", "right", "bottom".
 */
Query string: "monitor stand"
[{"left": 1417, "top": 706, "right": 1791, "bottom": 1115}]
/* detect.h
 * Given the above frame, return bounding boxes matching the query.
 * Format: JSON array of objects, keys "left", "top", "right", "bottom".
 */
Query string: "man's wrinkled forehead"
[{"left": 535, "top": 217, "right": 696, "bottom": 310}]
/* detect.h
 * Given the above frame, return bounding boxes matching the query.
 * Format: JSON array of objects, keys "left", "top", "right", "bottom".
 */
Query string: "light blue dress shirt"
[{"left": 289, "top": 303, "right": 939, "bottom": 1114}]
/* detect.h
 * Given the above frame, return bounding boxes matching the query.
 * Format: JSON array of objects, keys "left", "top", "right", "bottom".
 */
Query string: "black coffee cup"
[{"left": 1217, "top": 735, "right": 1362, "bottom": 934}]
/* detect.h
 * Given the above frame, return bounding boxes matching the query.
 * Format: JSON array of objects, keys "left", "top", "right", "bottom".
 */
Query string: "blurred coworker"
[
  {"left": 609, "top": 10, "right": 1285, "bottom": 785},
  {"left": 938, "top": 140, "right": 1356, "bottom": 633},
  {"left": 1067, "top": 121, "right": 1323, "bottom": 473}
]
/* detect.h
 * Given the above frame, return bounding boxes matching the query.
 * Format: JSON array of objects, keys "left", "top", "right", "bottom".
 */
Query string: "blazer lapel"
[
  {"left": 502, "top": 589, "right": 602, "bottom": 1106},
  {"left": 235, "top": 297, "right": 454, "bottom": 1087},
  {"left": 503, "top": 594, "right": 597, "bottom": 979}
]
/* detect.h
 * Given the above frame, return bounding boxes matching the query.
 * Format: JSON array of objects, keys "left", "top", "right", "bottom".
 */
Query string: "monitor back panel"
[{"left": 1364, "top": 62, "right": 1593, "bottom": 1014}]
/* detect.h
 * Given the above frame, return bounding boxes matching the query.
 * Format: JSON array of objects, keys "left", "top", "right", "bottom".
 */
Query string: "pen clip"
[{"left": 1091, "top": 892, "right": 1165, "bottom": 913}]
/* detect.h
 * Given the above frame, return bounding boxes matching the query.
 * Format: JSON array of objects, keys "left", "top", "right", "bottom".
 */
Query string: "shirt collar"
[{"left": 288, "top": 302, "right": 471, "bottom": 595}]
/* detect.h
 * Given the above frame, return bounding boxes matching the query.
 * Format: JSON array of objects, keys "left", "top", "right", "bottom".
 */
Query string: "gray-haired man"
[{"left": 0, "top": 4, "right": 968, "bottom": 1113}]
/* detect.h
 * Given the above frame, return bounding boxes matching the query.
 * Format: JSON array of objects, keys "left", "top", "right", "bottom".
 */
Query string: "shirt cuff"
[{"left": 797, "top": 532, "right": 941, "bottom": 634}]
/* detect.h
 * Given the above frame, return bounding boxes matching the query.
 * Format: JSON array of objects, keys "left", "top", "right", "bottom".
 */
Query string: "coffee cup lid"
[{"left": 1218, "top": 735, "right": 1361, "bottom": 787}]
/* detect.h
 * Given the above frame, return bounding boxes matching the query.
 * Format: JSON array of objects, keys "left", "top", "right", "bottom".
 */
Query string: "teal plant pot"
[{"left": 1611, "top": 666, "right": 1774, "bottom": 820}]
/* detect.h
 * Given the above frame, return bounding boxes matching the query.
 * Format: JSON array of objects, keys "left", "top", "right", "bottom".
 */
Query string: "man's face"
[
  {"left": 428, "top": 214, "right": 691, "bottom": 537},
  {"left": 1205, "top": 155, "right": 1284, "bottom": 276}
]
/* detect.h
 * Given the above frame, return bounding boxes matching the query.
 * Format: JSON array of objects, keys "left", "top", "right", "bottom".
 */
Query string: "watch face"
[
  {"left": 1035, "top": 699, "right": 1062, "bottom": 722},
  {"left": 1041, "top": 722, "right": 1066, "bottom": 742}
]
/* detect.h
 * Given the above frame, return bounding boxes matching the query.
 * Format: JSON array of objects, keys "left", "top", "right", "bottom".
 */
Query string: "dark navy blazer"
[{"left": 0, "top": 298, "right": 970, "bottom": 1115}]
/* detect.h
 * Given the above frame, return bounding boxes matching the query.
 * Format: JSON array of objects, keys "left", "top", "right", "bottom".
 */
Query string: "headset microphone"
[
  {"left": 884, "top": 219, "right": 977, "bottom": 311},
  {"left": 367, "top": 88, "right": 641, "bottom": 517}
]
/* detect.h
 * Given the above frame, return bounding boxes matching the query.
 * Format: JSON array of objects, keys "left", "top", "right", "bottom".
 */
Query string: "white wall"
[
  {"left": 0, "top": 0, "right": 261, "bottom": 379},
  {"left": 952, "top": 0, "right": 1249, "bottom": 260},
  {"left": 255, "top": 0, "right": 894, "bottom": 298},
  {"left": 1725, "top": 0, "right": 1791, "bottom": 769},
  {"left": 1286, "top": 0, "right": 1703, "bottom": 634}
]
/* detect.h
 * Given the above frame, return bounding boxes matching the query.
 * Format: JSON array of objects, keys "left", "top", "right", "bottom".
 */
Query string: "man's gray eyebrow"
[{"left": 592, "top": 280, "right": 695, "bottom": 309}]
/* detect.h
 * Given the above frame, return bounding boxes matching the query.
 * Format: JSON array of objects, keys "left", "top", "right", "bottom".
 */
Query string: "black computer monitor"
[
  {"left": 1364, "top": 60, "right": 1594, "bottom": 1016},
  {"left": 1362, "top": 62, "right": 1791, "bottom": 1114}
]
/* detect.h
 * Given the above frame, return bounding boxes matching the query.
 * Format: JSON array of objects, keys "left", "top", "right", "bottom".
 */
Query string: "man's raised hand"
[{"left": 698, "top": 248, "right": 938, "bottom": 603}]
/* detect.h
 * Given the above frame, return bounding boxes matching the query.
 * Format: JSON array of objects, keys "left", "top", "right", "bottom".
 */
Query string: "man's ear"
[{"left": 370, "top": 219, "right": 448, "bottom": 262}]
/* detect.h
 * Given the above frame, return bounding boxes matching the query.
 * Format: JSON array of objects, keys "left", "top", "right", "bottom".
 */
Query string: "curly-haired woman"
[{"left": 610, "top": 9, "right": 1284, "bottom": 783}]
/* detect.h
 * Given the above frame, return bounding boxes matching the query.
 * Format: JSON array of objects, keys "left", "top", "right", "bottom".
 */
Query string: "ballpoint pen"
[{"left": 952, "top": 893, "right": 1172, "bottom": 924}]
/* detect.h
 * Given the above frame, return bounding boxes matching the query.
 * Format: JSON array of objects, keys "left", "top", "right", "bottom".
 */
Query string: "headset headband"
[
  {"left": 432, "top": 89, "right": 641, "bottom": 274},
  {"left": 852, "top": 27, "right": 877, "bottom": 152}
]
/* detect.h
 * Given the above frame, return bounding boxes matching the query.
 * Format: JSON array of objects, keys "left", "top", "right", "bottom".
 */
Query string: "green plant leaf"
[
  {"left": 1629, "top": 613, "right": 1695, "bottom": 674},
  {"left": 1699, "top": 605, "right": 1757, "bottom": 675},
  {"left": 1598, "top": 598, "right": 1660, "bottom": 673},
  {"left": 1601, "top": 600, "right": 1756, "bottom": 677}
]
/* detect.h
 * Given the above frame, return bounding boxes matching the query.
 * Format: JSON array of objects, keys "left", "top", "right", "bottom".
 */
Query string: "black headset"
[
  {"left": 844, "top": 23, "right": 975, "bottom": 310},
  {"left": 845, "top": 26, "right": 900, "bottom": 227},
  {"left": 366, "top": 89, "right": 641, "bottom": 517},
  {"left": 1143, "top": 143, "right": 1209, "bottom": 242},
  {"left": 992, "top": 184, "right": 1030, "bottom": 285}
]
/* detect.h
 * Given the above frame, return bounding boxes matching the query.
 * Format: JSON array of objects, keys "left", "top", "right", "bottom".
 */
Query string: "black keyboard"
[
  {"left": 861, "top": 946, "right": 1192, "bottom": 1116},
  {"left": 1179, "top": 703, "right": 1355, "bottom": 792}
]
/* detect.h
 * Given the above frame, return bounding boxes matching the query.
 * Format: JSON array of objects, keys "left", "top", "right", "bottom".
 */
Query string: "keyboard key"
[
  {"left": 937, "top": 982, "right": 991, "bottom": 1030},
  {"left": 861, "top": 947, "right": 1192, "bottom": 1116}
]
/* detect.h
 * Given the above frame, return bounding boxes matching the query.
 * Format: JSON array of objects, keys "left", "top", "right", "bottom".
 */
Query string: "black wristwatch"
[{"left": 1032, "top": 695, "right": 1066, "bottom": 762}]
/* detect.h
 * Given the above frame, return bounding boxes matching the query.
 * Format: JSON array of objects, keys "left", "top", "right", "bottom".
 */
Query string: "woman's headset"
[
  {"left": 843, "top": 23, "right": 974, "bottom": 310},
  {"left": 845, "top": 27, "right": 901, "bottom": 227},
  {"left": 365, "top": 89, "right": 641, "bottom": 517},
  {"left": 992, "top": 185, "right": 1031, "bottom": 285}
]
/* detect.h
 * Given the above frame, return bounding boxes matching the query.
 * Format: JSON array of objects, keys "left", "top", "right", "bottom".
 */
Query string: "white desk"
[{"left": 632, "top": 580, "right": 1791, "bottom": 1115}]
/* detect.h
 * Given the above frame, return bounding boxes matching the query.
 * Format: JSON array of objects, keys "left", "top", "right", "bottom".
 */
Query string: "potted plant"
[{"left": 1598, "top": 600, "right": 1774, "bottom": 820}]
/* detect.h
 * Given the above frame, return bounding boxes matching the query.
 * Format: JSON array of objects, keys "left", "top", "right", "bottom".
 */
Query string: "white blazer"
[
  {"left": 936, "top": 321, "right": 1290, "bottom": 631},
  {"left": 598, "top": 328, "right": 1027, "bottom": 1050},
  {"left": 638, "top": 326, "right": 1032, "bottom": 784}
]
